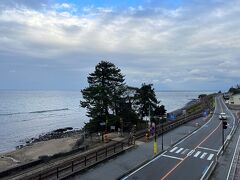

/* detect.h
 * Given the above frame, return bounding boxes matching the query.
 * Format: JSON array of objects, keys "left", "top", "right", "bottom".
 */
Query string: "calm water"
[{"left": 0, "top": 90, "right": 213, "bottom": 152}]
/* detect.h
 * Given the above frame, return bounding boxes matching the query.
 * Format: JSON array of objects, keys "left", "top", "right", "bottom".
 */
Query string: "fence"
[
  {"left": 9, "top": 142, "right": 124, "bottom": 180},
  {"left": 135, "top": 110, "right": 204, "bottom": 140}
]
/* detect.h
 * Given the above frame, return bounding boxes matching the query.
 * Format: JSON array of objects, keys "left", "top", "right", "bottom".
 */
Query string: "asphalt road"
[{"left": 122, "top": 96, "right": 236, "bottom": 180}]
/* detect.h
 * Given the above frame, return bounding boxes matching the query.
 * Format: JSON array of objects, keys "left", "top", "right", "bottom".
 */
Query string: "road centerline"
[{"left": 161, "top": 121, "right": 222, "bottom": 180}]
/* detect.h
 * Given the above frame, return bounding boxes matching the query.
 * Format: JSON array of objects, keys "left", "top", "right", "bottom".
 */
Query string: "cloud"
[
  {"left": 163, "top": 79, "right": 173, "bottom": 84},
  {"left": 0, "top": 0, "right": 240, "bottom": 90},
  {"left": 0, "top": 0, "right": 49, "bottom": 10}
]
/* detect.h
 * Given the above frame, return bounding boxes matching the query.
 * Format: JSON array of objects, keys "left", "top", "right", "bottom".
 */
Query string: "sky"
[{"left": 0, "top": 0, "right": 239, "bottom": 91}]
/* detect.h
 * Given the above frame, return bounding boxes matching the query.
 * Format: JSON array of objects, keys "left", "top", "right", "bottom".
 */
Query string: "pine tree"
[
  {"left": 81, "top": 61, "right": 126, "bottom": 132},
  {"left": 134, "top": 83, "right": 159, "bottom": 120}
]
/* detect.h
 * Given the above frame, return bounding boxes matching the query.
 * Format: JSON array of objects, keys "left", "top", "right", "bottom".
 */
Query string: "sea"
[{"left": 0, "top": 90, "right": 213, "bottom": 153}]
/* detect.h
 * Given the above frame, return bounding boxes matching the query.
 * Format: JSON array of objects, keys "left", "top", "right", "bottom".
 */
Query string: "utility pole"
[
  {"left": 161, "top": 116, "right": 163, "bottom": 151},
  {"left": 222, "top": 119, "right": 227, "bottom": 151}
]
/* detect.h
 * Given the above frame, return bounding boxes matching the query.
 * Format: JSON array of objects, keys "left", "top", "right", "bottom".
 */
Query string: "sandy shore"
[
  {"left": 0, "top": 132, "right": 121, "bottom": 172},
  {"left": 0, "top": 136, "right": 79, "bottom": 172}
]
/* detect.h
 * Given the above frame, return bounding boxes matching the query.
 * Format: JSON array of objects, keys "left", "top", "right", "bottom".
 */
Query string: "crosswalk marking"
[
  {"left": 170, "top": 147, "right": 178, "bottom": 153},
  {"left": 207, "top": 154, "right": 214, "bottom": 160},
  {"left": 167, "top": 147, "right": 216, "bottom": 161},
  {"left": 200, "top": 152, "right": 208, "bottom": 159},
  {"left": 162, "top": 154, "right": 184, "bottom": 160},
  {"left": 181, "top": 149, "right": 189, "bottom": 154},
  {"left": 198, "top": 147, "right": 218, "bottom": 152},
  {"left": 187, "top": 150, "right": 195, "bottom": 156},
  {"left": 194, "top": 151, "right": 201, "bottom": 157},
  {"left": 176, "top": 148, "right": 184, "bottom": 154}
]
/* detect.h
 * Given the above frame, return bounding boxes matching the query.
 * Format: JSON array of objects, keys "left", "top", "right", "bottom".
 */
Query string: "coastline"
[
  {"left": 0, "top": 91, "right": 212, "bottom": 172},
  {"left": 0, "top": 127, "right": 86, "bottom": 171},
  {"left": 0, "top": 136, "right": 79, "bottom": 171},
  {"left": 0, "top": 127, "right": 120, "bottom": 172}
]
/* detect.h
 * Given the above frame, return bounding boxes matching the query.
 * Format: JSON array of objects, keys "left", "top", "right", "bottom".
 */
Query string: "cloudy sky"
[{"left": 0, "top": 0, "right": 239, "bottom": 91}]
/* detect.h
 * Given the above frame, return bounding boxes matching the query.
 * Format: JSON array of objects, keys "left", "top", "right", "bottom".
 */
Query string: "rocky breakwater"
[{"left": 17, "top": 127, "right": 83, "bottom": 149}]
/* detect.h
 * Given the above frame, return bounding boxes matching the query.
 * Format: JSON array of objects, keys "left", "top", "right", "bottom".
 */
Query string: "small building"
[{"left": 229, "top": 93, "right": 240, "bottom": 105}]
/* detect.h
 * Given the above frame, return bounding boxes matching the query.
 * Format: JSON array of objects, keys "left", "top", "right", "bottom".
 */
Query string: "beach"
[{"left": 0, "top": 135, "right": 79, "bottom": 171}]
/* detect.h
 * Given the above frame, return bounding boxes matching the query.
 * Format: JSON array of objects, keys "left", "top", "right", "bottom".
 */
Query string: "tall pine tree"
[
  {"left": 81, "top": 61, "right": 126, "bottom": 132},
  {"left": 134, "top": 83, "right": 159, "bottom": 120}
]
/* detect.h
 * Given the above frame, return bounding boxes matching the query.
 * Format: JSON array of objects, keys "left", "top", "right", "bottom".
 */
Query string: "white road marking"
[
  {"left": 181, "top": 149, "right": 189, "bottom": 154},
  {"left": 187, "top": 150, "right": 195, "bottom": 156},
  {"left": 198, "top": 147, "right": 218, "bottom": 152},
  {"left": 200, "top": 161, "right": 214, "bottom": 180},
  {"left": 122, "top": 97, "right": 228, "bottom": 180},
  {"left": 200, "top": 152, "right": 208, "bottom": 159},
  {"left": 175, "top": 148, "right": 184, "bottom": 154},
  {"left": 162, "top": 154, "right": 184, "bottom": 160},
  {"left": 120, "top": 151, "right": 166, "bottom": 180},
  {"left": 174, "top": 98, "right": 217, "bottom": 147},
  {"left": 226, "top": 129, "right": 240, "bottom": 179},
  {"left": 207, "top": 154, "right": 214, "bottom": 161},
  {"left": 170, "top": 147, "right": 178, "bottom": 153},
  {"left": 194, "top": 151, "right": 201, "bottom": 158}
]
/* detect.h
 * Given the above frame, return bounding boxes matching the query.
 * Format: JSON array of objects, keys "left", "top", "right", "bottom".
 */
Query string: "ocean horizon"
[{"left": 0, "top": 90, "right": 214, "bottom": 153}]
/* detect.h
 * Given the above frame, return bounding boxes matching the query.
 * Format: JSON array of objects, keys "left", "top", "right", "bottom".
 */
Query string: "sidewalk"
[
  {"left": 210, "top": 110, "right": 240, "bottom": 180},
  {"left": 71, "top": 116, "right": 209, "bottom": 180}
]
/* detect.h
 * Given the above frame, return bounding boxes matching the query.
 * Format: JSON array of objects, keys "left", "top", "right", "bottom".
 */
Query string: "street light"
[{"left": 160, "top": 116, "right": 164, "bottom": 151}]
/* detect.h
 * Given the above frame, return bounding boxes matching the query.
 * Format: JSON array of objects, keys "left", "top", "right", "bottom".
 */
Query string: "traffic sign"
[
  {"left": 168, "top": 113, "right": 176, "bottom": 121},
  {"left": 203, "top": 109, "right": 208, "bottom": 117}
]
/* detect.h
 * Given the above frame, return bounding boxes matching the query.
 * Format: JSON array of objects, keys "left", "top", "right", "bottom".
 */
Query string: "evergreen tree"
[
  {"left": 80, "top": 61, "right": 126, "bottom": 132},
  {"left": 154, "top": 105, "right": 167, "bottom": 124},
  {"left": 134, "top": 83, "right": 159, "bottom": 119}
]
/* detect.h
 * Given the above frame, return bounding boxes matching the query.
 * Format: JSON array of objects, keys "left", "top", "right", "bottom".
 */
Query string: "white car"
[{"left": 219, "top": 112, "right": 227, "bottom": 120}]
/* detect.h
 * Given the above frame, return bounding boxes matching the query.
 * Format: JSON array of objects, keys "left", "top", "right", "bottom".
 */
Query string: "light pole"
[
  {"left": 160, "top": 116, "right": 164, "bottom": 151},
  {"left": 152, "top": 122, "right": 157, "bottom": 155}
]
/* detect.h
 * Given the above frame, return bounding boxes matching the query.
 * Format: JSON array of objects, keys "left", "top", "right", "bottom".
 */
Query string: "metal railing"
[{"left": 13, "top": 142, "right": 124, "bottom": 180}]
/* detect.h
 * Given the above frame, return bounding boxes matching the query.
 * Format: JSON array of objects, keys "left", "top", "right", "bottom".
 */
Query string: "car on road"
[{"left": 219, "top": 112, "right": 227, "bottom": 120}]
